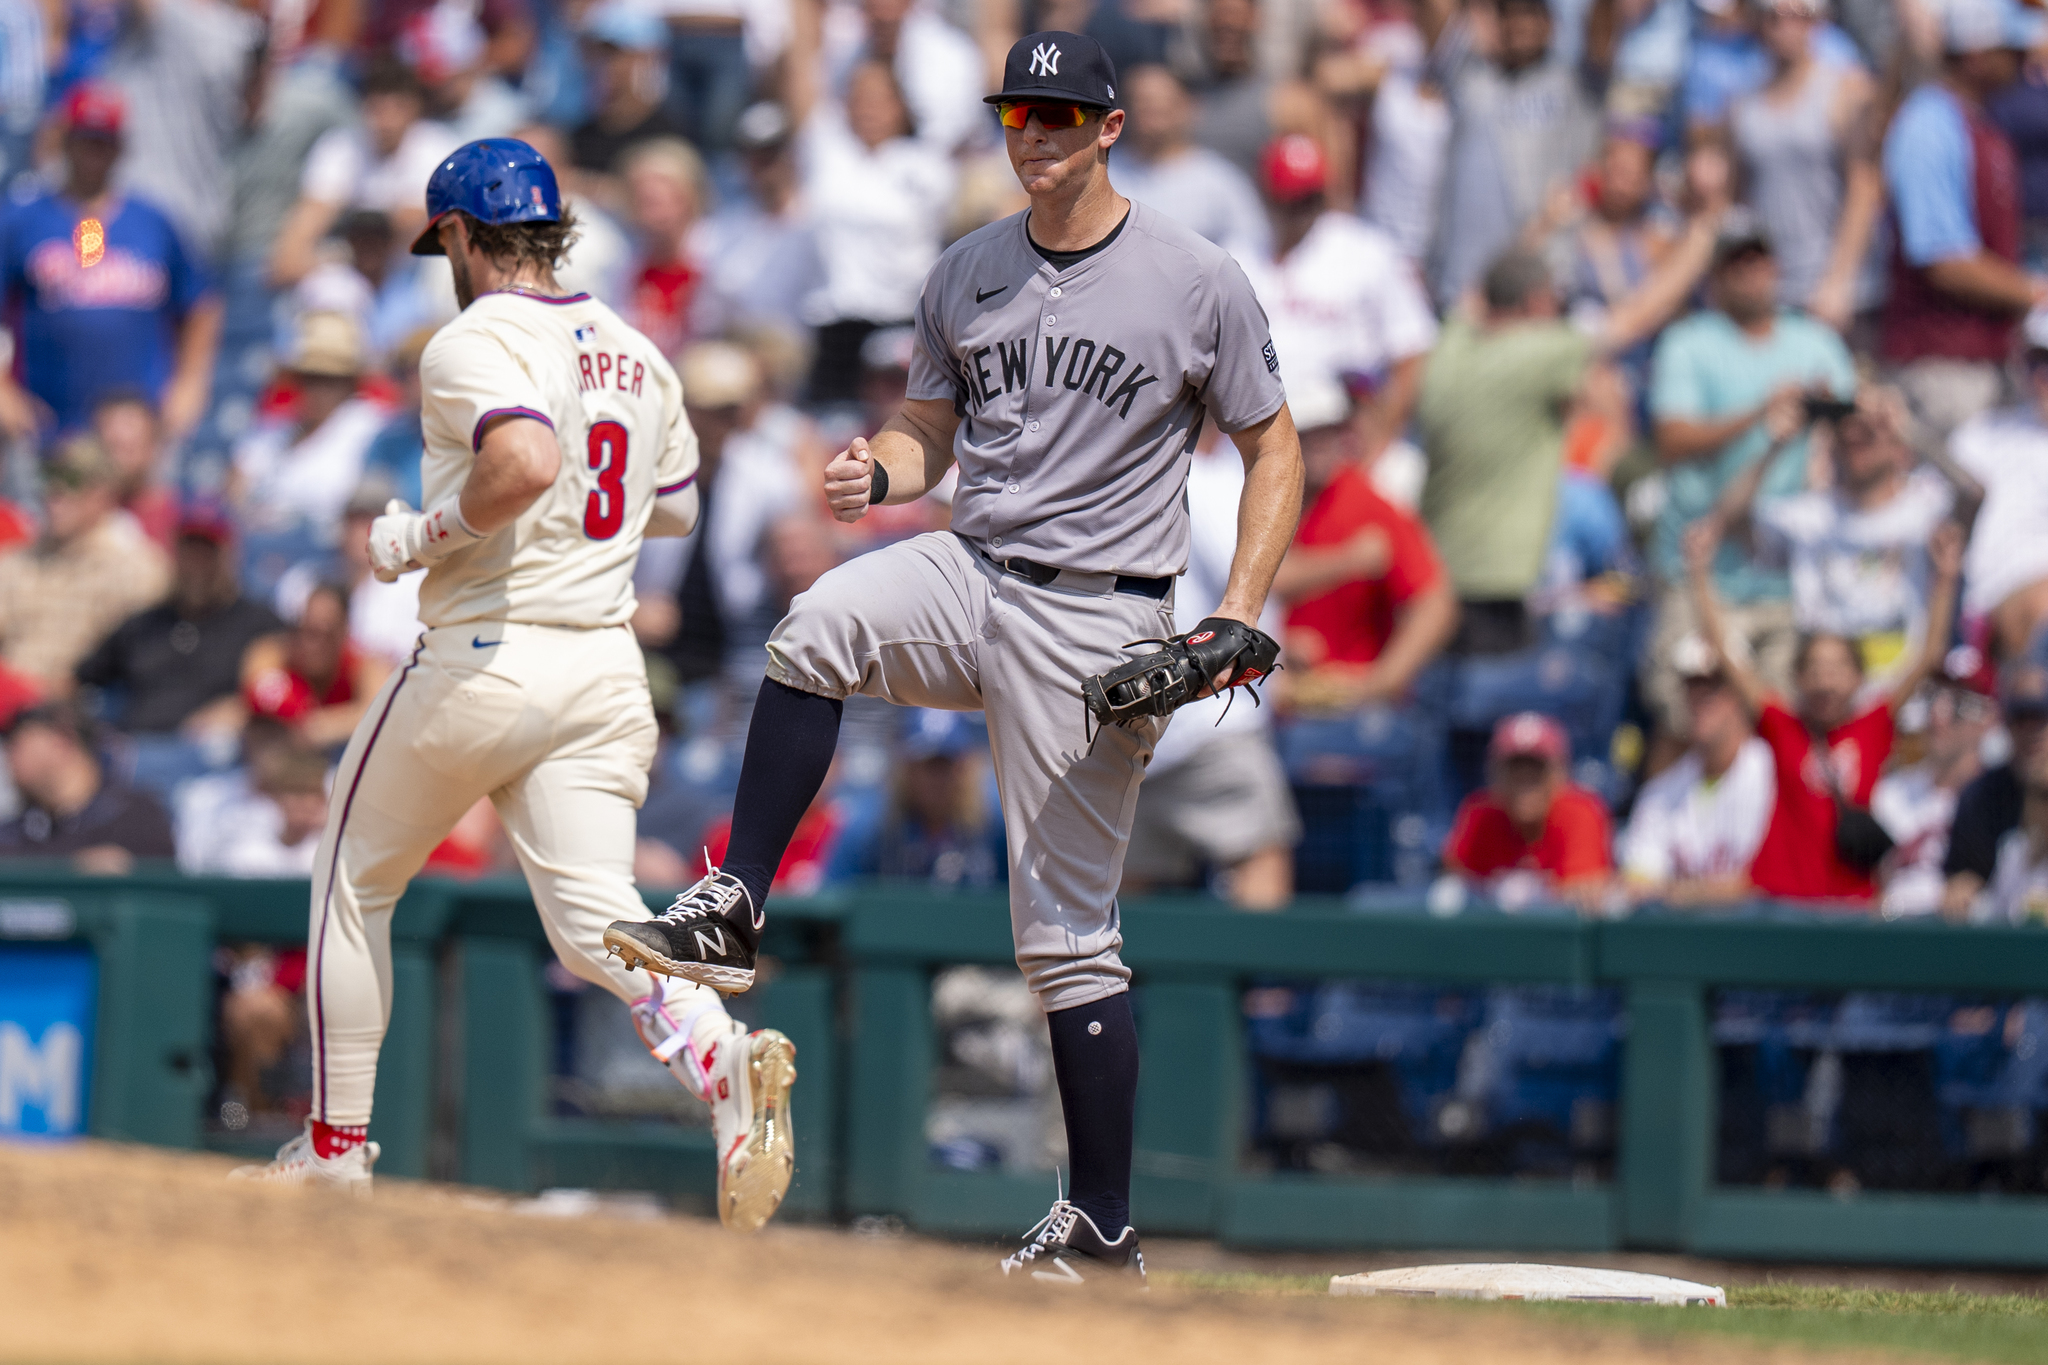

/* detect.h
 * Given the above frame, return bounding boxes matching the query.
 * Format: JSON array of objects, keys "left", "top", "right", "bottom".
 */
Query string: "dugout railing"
[{"left": 12, "top": 869, "right": 2048, "bottom": 1265}]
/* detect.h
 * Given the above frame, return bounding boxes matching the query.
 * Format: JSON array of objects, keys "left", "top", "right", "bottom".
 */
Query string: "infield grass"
[{"left": 1164, "top": 1274, "right": 2048, "bottom": 1364}]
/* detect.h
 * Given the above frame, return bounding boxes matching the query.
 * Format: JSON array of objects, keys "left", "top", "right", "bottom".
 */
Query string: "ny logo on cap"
[{"left": 1030, "top": 41, "right": 1061, "bottom": 75}]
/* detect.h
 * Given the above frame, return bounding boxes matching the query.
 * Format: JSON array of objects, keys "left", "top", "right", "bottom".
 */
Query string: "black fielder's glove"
[{"left": 1082, "top": 616, "right": 1282, "bottom": 740}]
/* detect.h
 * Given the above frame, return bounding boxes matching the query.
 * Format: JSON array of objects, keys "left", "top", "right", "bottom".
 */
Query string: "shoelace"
[
  {"left": 656, "top": 874, "right": 731, "bottom": 926},
  {"left": 1000, "top": 1200, "right": 1080, "bottom": 1272}
]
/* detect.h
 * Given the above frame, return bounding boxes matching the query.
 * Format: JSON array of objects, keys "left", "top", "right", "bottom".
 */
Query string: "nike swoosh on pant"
[{"left": 473, "top": 638, "right": 502, "bottom": 648}]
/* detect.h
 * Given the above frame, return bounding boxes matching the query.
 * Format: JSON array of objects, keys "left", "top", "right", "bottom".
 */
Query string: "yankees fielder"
[
  {"left": 235, "top": 140, "right": 797, "bottom": 1233},
  {"left": 606, "top": 34, "right": 1303, "bottom": 1280}
]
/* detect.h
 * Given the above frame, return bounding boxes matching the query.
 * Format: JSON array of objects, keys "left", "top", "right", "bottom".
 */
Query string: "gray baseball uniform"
[{"left": 767, "top": 200, "right": 1285, "bottom": 1009}]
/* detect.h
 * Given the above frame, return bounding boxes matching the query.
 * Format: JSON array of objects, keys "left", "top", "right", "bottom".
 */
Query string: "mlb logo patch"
[
  {"left": 575, "top": 325, "right": 598, "bottom": 344},
  {"left": 531, "top": 186, "right": 545, "bottom": 206}
]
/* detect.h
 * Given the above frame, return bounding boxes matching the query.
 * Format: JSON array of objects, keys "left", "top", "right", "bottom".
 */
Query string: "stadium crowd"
[{"left": 0, "top": 0, "right": 2040, "bottom": 929}]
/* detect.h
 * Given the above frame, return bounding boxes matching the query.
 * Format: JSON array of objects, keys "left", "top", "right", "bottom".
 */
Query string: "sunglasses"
[{"left": 996, "top": 101, "right": 1099, "bottom": 130}]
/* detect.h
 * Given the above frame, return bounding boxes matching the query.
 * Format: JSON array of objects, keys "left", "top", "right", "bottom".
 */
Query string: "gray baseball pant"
[{"left": 765, "top": 530, "right": 1171, "bottom": 1010}]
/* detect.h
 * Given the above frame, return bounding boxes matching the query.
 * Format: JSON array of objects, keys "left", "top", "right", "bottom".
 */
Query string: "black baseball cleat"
[
  {"left": 998, "top": 1200, "right": 1147, "bottom": 1286},
  {"left": 604, "top": 869, "right": 762, "bottom": 994}
]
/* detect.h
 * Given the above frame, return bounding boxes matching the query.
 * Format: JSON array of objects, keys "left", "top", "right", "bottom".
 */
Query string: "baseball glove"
[{"left": 1082, "top": 617, "right": 1281, "bottom": 743}]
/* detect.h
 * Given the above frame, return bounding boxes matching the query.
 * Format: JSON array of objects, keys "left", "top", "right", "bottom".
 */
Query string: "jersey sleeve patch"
[
  {"left": 1263, "top": 338, "right": 1279, "bottom": 374},
  {"left": 471, "top": 406, "right": 556, "bottom": 452}
]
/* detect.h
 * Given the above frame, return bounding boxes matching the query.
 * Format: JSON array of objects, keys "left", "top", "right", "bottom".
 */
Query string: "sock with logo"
[
  {"left": 1045, "top": 992, "right": 1139, "bottom": 1237},
  {"left": 310, "top": 1119, "right": 368, "bottom": 1159},
  {"left": 723, "top": 679, "right": 843, "bottom": 916}
]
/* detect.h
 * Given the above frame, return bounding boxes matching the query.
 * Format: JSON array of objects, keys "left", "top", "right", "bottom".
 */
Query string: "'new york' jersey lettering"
[
  {"left": 908, "top": 202, "right": 1285, "bottom": 578},
  {"left": 417, "top": 292, "right": 698, "bottom": 629}
]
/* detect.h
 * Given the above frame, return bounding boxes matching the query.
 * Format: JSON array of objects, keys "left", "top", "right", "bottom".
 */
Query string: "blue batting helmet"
[{"left": 410, "top": 138, "right": 562, "bottom": 256}]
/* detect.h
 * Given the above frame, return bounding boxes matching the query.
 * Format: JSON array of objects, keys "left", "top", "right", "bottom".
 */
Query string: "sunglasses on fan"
[{"left": 996, "top": 101, "right": 1103, "bottom": 130}]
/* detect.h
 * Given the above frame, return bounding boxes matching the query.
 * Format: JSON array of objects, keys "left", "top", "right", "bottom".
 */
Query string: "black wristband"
[{"left": 869, "top": 460, "right": 890, "bottom": 505}]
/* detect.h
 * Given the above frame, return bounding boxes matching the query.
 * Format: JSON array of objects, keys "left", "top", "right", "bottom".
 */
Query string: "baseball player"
[
  {"left": 234, "top": 140, "right": 797, "bottom": 1233},
  {"left": 606, "top": 34, "right": 1303, "bottom": 1281}
]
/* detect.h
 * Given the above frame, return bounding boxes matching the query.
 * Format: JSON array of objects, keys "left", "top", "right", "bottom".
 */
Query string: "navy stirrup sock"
[
  {"left": 722, "top": 679, "right": 842, "bottom": 915},
  {"left": 1046, "top": 992, "right": 1140, "bottom": 1236}
]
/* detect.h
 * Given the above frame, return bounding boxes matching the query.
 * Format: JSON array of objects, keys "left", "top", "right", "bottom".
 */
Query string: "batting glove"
[{"left": 368, "top": 497, "right": 484, "bottom": 582}]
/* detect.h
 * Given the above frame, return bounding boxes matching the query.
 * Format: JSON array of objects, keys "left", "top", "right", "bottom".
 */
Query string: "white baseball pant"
[{"left": 306, "top": 620, "right": 727, "bottom": 1126}]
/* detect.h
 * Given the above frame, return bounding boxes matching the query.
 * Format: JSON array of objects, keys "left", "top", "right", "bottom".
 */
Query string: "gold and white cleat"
[{"left": 705, "top": 1025, "right": 796, "bottom": 1232}]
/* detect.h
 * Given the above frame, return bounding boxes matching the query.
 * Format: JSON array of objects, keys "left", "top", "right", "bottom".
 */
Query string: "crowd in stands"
[{"left": 0, "top": 0, "right": 2042, "bottom": 928}]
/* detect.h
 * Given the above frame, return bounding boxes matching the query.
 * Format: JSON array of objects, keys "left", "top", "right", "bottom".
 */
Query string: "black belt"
[{"left": 979, "top": 546, "right": 1172, "bottom": 599}]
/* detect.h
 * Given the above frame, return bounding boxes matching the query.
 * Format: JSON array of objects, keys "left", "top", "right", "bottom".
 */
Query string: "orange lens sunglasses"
[{"left": 996, "top": 101, "right": 1095, "bottom": 130}]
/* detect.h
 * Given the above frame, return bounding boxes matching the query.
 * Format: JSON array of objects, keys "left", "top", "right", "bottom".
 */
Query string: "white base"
[{"left": 1329, "top": 1263, "right": 1726, "bottom": 1307}]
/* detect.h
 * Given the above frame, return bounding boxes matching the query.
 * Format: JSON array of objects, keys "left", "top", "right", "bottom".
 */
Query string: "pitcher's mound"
[{"left": 1331, "top": 1264, "right": 1726, "bottom": 1306}]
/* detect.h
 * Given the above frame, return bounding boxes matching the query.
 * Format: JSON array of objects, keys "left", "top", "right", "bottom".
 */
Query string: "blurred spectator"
[
  {"left": 1421, "top": 0, "right": 1618, "bottom": 307},
  {"left": 1244, "top": 134, "right": 1436, "bottom": 471},
  {"left": 516, "top": 121, "right": 636, "bottom": 306},
  {"left": 852, "top": 709, "right": 1003, "bottom": 888},
  {"left": 229, "top": 311, "right": 387, "bottom": 598},
  {"left": 1875, "top": 651, "right": 1998, "bottom": 917},
  {"left": 1275, "top": 401, "right": 1456, "bottom": 708},
  {"left": 1686, "top": 517, "right": 1963, "bottom": 904},
  {"left": 92, "top": 390, "right": 177, "bottom": 550},
  {"left": 621, "top": 137, "right": 709, "bottom": 358},
  {"left": 0, "top": 0, "right": 43, "bottom": 185},
  {"left": 1617, "top": 633, "right": 1775, "bottom": 905},
  {"left": 274, "top": 480, "right": 427, "bottom": 666},
  {"left": 268, "top": 59, "right": 459, "bottom": 288},
  {"left": 75, "top": 506, "right": 285, "bottom": 745},
  {"left": 1988, "top": 47, "right": 2048, "bottom": 270},
  {"left": 365, "top": 0, "right": 535, "bottom": 77},
  {"left": 632, "top": 343, "right": 824, "bottom": 687},
  {"left": 787, "top": 17, "right": 955, "bottom": 404},
  {"left": 572, "top": 3, "right": 689, "bottom": 183},
  {"left": 1643, "top": 211, "right": 1854, "bottom": 739},
  {"left": 1980, "top": 753, "right": 2048, "bottom": 923},
  {"left": 1443, "top": 710, "right": 1615, "bottom": 911},
  {"left": 1880, "top": 0, "right": 2044, "bottom": 439},
  {"left": 240, "top": 582, "right": 393, "bottom": 750},
  {"left": 1418, "top": 245, "right": 1705, "bottom": 656},
  {"left": 1941, "top": 662, "right": 2048, "bottom": 914},
  {"left": 0, "top": 83, "right": 221, "bottom": 440},
  {"left": 1171, "top": 0, "right": 1317, "bottom": 179},
  {"left": 0, "top": 700, "right": 174, "bottom": 871},
  {"left": 211, "top": 940, "right": 306, "bottom": 1120},
  {"left": 819, "top": 0, "right": 988, "bottom": 156},
  {"left": 1950, "top": 309, "right": 2048, "bottom": 660},
  {"left": 1115, "top": 63, "right": 1268, "bottom": 258},
  {"left": 1728, "top": 0, "right": 1881, "bottom": 331},
  {"left": 1314, "top": 2, "right": 1449, "bottom": 263},
  {"left": 1544, "top": 124, "right": 1665, "bottom": 392},
  {"left": 657, "top": 0, "right": 760, "bottom": 155},
  {"left": 1710, "top": 385, "right": 1960, "bottom": 689},
  {"left": 402, "top": 1, "right": 529, "bottom": 142},
  {"left": 176, "top": 722, "right": 330, "bottom": 876},
  {"left": 291, "top": 208, "right": 441, "bottom": 362},
  {"left": 1125, "top": 428, "right": 1298, "bottom": 910},
  {"left": 689, "top": 101, "right": 825, "bottom": 340},
  {"left": 0, "top": 437, "right": 169, "bottom": 692},
  {"left": 1680, "top": 0, "right": 1863, "bottom": 136},
  {"left": 358, "top": 325, "right": 434, "bottom": 510},
  {"left": 102, "top": 0, "right": 262, "bottom": 261}
]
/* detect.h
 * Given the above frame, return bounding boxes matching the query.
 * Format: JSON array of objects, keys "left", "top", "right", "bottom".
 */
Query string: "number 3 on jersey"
[{"left": 584, "top": 421, "right": 628, "bottom": 539}]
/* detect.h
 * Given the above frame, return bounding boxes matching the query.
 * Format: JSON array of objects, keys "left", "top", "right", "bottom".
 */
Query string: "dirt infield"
[{"left": 0, "top": 1141, "right": 1850, "bottom": 1365}]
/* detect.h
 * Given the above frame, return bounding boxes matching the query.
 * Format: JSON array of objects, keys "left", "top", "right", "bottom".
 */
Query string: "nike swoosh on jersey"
[
  {"left": 976, "top": 286, "right": 1007, "bottom": 303},
  {"left": 473, "top": 637, "right": 502, "bottom": 648}
]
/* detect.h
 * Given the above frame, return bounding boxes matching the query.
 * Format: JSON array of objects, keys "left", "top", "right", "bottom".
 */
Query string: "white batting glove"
[{"left": 367, "top": 497, "right": 484, "bottom": 583}]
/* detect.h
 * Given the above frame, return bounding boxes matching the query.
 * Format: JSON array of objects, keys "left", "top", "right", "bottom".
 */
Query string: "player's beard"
[{"left": 448, "top": 248, "right": 476, "bottom": 310}]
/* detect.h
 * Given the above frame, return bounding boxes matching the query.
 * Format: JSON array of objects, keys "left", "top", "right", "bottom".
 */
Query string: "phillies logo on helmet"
[
  {"left": 1030, "top": 41, "right": 1061, "bottom": 75},
  {"left": 1187, "top": 630, "right": 1215, "bottom": 644}
]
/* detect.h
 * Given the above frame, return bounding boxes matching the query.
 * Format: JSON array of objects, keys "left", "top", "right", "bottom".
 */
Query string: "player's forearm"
[
  {"left": 1217, "top": 406, "right": 1305, "bottom": 623},
  {"left": 873, "top": 401, "right": 959, "bottom": 503},
  {"left": 647, "top": 484, "right": 700, "bottom": 537},
  {"left": 463, "top": 415, "right": 563, "bottom": 533}
]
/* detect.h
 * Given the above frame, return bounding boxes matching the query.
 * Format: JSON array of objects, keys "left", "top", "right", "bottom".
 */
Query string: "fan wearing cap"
[
  {"left": 0, "top": 82, "right": 220, "bottom": 440},
  {"left": 1443, "top": 710, "right": 1616, "bottom": 912},
  {"left": 853, "top": 709, "right": 1004, "bottom": 889},
  {"left": 1975, "top": 665, "right": 2048, "bottom": 922},
  {"left": 569, "top": 3, "right": 691, "bottom": 182},
  {"left": 1616, "top": 633, "right": 1776, "bottom": 907},
  {"left": 1240, "top": 134, "right": 1436, "bottom": 473},
  {"left": 1684, "top": 512, "right": 1965, "bottom": 904},
  {"left": 0, "top": 435, "right": 169, "bottom": 692},
  {"left": 1870, "top": 648, "right": 2000, "bottom": 917},
  {"left": 1113, "top": 64, "right": 1269, "bottom": 260},
  {"left": 1880, "top": 0, "right": 2048, "bottom": 439},
  {"left": 1941, "top": 663, "right": 2048, "bottom": 916}
]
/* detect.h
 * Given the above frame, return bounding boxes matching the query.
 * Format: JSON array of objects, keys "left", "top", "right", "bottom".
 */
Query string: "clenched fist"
[{"left": 368, "top": 498, "right": 484, "bottom": 582}]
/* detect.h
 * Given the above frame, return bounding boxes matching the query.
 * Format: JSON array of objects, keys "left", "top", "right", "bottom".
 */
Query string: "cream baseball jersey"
[{"left": 416, "top": 289, "right": 698, "bottom": 629}]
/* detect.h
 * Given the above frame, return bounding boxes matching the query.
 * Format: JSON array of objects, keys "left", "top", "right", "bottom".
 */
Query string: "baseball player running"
[
  {"left": 606, "top": 34, "right": 1302, "bottom": 1281},
  {"left": 235, "top": 140, "right": 797, "bottom": 1232}
]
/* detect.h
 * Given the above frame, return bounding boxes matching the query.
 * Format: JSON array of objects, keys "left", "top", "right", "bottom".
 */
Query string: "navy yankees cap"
[{"left": 985, "top": 31, "right": 1119, "bottom": 109}]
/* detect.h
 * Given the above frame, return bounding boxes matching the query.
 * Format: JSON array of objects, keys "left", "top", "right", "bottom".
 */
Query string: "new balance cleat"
[
  {"left": 704, "top": 1023, "right": 797, "bottom": 1233},
  {"left": 605, "top": 869, "right": 760, "bottom": 993},
  {"left": 999, "top": 1200, "right": 1146, "bottom": 1286},
  {"left": 229, "top": 1121, "right": 380, "bottom": 1196}
]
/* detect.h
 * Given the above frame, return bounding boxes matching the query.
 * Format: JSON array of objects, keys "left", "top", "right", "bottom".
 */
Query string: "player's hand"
[
  {"left": 824, "top": 437, "right": 875, "bottom": 523},
  {"left": 368, "top": 499, "right": 424, "bottom": 582}
]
